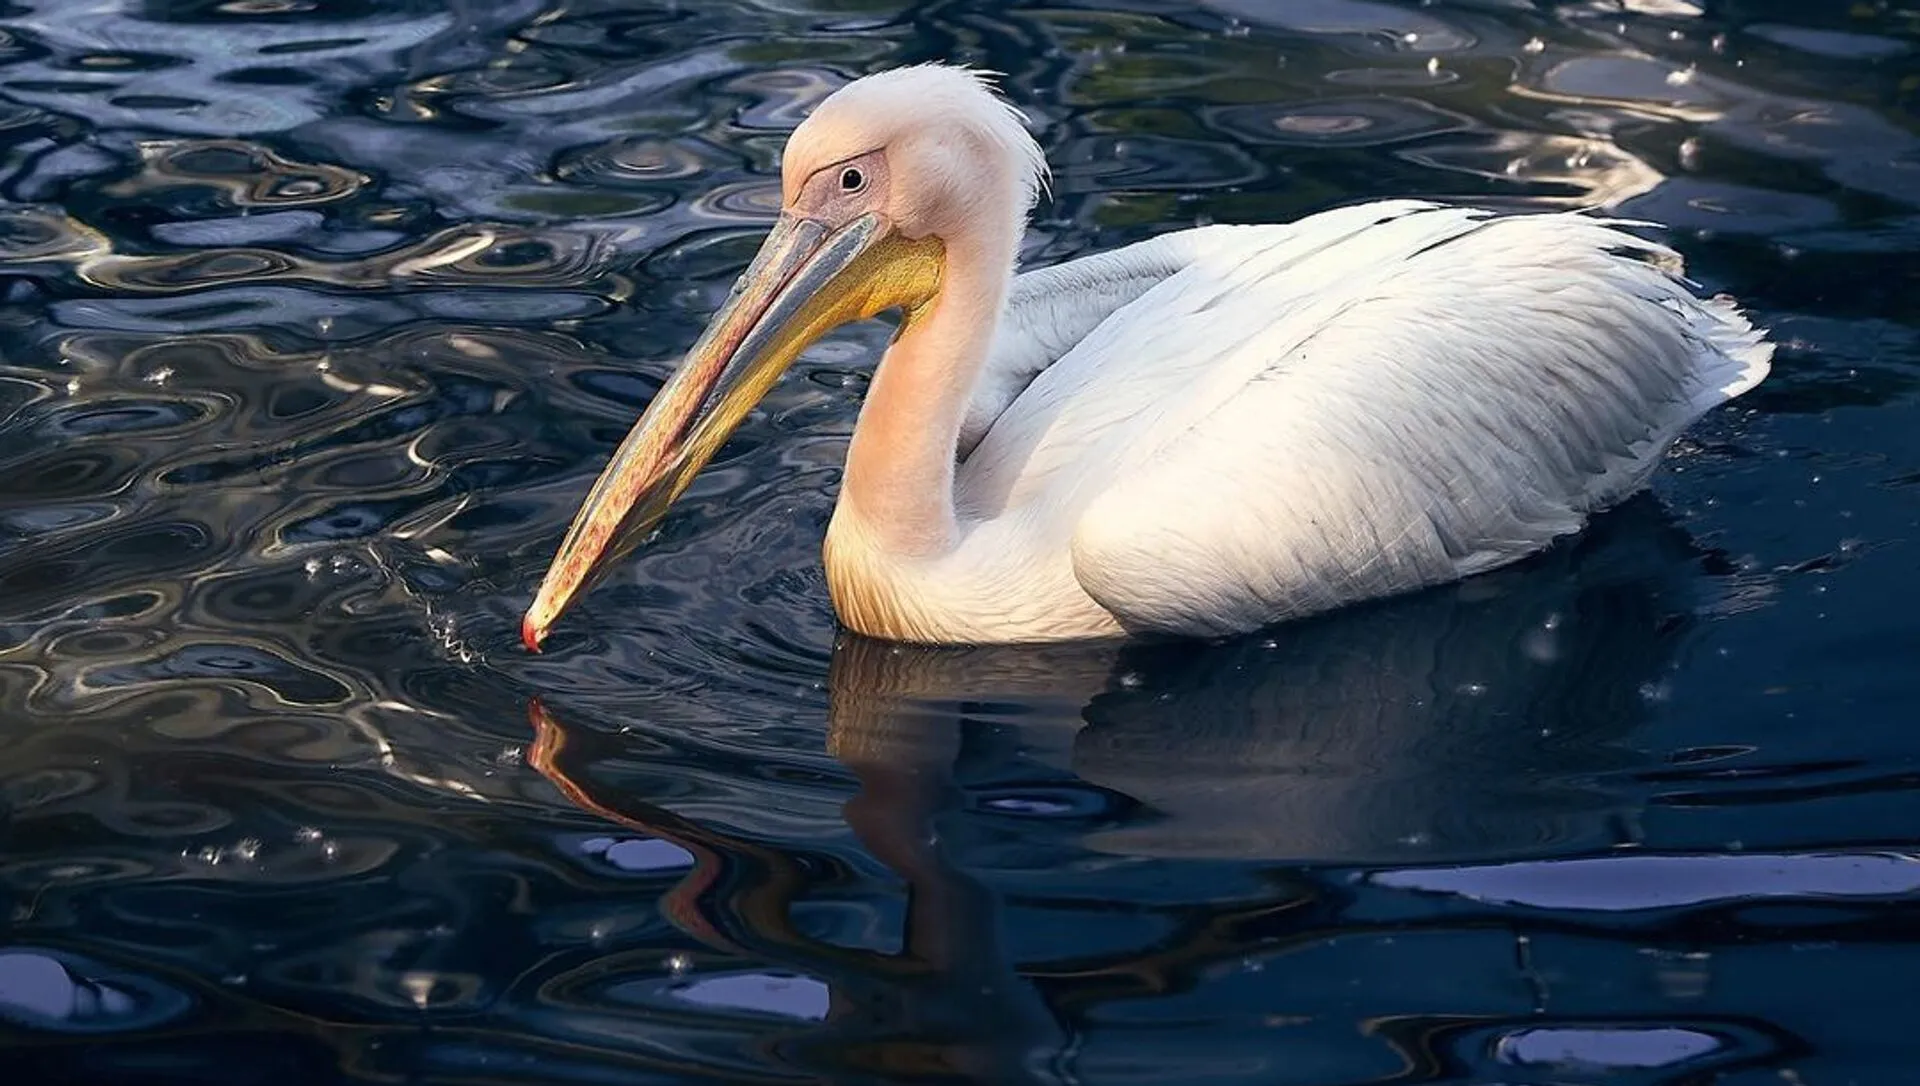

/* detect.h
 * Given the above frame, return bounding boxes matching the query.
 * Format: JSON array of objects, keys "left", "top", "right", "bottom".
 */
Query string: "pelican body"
[{"left": 523, "top": 65, "right": 1772, "bottom": 649}]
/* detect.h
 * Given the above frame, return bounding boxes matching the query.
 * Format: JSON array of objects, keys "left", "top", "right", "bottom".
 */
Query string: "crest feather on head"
[{"left": 786, "top": 64, "right": 1051, "bottom": 214}]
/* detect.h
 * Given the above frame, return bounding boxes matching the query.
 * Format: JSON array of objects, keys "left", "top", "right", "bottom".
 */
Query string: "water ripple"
[
  {"left": 103, "top": 138, "right": 367, "bottom": 209},
  {"left": 1208, "top": 96, "right": 1473, "bottom": 147}
]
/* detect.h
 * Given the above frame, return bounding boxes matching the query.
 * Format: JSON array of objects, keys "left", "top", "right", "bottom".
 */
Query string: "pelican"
[{"left": 522, "top": 65, "right": 1772, "bottom": 649}]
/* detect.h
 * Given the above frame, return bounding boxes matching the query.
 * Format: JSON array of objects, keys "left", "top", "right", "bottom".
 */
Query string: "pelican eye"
[{"left": 839, "top": 166, "right": 866, "bottom": 193}]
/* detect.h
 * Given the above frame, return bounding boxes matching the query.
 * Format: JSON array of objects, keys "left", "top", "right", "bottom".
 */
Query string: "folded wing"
[{"left": 967, "top": 202, "right": 1769, "bottom": 637}]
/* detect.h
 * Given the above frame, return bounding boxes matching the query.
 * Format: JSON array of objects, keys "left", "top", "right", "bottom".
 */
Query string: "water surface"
[{"left": 2, "top": 1, "right": 1919, "bottom": 1083}]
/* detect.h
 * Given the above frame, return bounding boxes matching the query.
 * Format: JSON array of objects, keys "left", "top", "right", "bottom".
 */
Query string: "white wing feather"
[
  {"left": 960, "top": 228, "right": 1229, "bottom": 456},
  {"left": 955, "top": 201, "right": 1770, "bottom": 639}
]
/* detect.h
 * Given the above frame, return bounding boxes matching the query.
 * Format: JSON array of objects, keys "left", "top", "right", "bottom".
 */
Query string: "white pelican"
[{"left": 522, "top": 65, "right": 1772, "bottom": 649}]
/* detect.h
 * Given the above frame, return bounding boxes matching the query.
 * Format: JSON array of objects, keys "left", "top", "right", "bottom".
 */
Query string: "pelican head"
[{"left": 523, "top": 66, "right": 1046, "bottom": 650}]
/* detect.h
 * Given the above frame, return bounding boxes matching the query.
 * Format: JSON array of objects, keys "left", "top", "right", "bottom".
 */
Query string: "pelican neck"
[{"left": 836, "top": 234, "right": 1014, "bottom": 559}]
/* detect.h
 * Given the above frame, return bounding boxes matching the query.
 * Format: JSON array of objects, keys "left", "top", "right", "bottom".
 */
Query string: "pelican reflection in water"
[
  {"left": 524, "top": 65, "right": 1770, "bottom": 648},
  {"left": 525, "top": 506, "right": 1705, "bottom": 1079}
]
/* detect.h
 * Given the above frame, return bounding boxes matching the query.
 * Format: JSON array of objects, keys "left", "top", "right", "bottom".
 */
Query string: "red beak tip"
[{"left": 521, "top": 616, "right": 545, "bottom": 654}]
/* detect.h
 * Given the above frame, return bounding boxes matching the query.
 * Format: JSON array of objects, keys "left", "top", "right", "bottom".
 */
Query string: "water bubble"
[
  {"left": 143, "top": 366, "right": 173, "bottom": 386},
  {"left": 1524, "top": 37, "right": 1546, "bottom": 54},
  {"left": 294, "top": 826, "right": 323, "bottom": 843},
  {"left": 663, "top": 953, "right": 692, "bottom": 976}
]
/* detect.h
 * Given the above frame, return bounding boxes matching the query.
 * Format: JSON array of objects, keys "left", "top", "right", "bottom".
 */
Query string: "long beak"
[{"left": 522, "top": 210, "right": 942, "bottom": 651}]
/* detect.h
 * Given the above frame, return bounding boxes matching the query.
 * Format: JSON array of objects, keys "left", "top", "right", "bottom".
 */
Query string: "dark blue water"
[{"left": 2, "top": 1, "right": 1918, "bottom": 1082}]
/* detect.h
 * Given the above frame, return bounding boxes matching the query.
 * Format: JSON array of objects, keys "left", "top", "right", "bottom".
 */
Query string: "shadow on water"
[{"left": 825, "top": 500, "right": 1698, "bottom": 867}]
